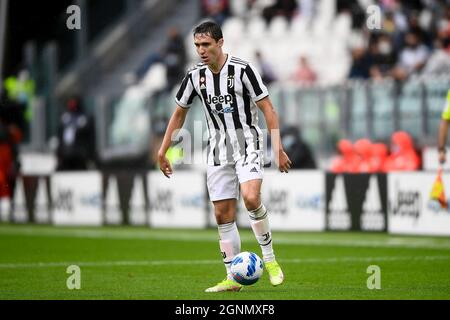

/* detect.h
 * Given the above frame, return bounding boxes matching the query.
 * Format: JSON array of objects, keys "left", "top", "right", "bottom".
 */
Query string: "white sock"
[
  {"left": 249, "top": 204, "right": 275, "bottom": 262},
  {"left": 218, "top": 221, "right": 241, "bottom": 280}
]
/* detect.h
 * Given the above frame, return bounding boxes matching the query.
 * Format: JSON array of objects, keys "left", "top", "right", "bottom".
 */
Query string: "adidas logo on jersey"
[
  {"left": 206, "top": 94, "right": 233, "bottom": 105},
  {"left": 250, "top": 167, "right": 259, "bottom": 173}
]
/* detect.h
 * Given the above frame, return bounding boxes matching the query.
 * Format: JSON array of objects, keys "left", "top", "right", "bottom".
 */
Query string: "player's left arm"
[{"left": 257, "top": 96, "right": 292, "bottom": 173}]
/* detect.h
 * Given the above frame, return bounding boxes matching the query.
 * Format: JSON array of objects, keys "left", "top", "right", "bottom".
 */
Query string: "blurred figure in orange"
[
  {"left": 384, "top": 131, "right": 421, "bottom": 171},
  {"left": 330, "top": 139, "right": 360, "bottom": 173},
  {"left": 353, "top": 139, "right": 373, "bottom": 173},
  {"left": 370, "top": 143, "right": 389, "bottom": 173}
]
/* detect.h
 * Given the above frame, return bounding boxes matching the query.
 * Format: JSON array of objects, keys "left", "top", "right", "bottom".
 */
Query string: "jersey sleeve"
[
  {"left": 242, "top": 63, "right": 269, "bottom": 103},
  {"left": 175, "top": 72, "right": 198, "bottom": 109},
  {"left": 441, "top": 89, "right": 450, "bottom": 121}
]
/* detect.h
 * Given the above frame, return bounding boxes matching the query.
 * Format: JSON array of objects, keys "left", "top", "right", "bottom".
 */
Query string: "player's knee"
[
  {"left": 214, "top": 209, "right": 235, "bottom": 225},
  {"left": 243, "top": 194, "right": 261, "bottom": 211},
  {"left": 214, "top": 202, "right": 236, "bottom": 222}
]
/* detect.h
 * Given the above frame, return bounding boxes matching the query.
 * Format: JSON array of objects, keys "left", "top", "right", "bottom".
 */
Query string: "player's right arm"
[
  {"left": 438, "top": 90, "right": 450, "bottom": 165},
  {"left": 158, "top": 106, "right": 189, "bottom": 178}
]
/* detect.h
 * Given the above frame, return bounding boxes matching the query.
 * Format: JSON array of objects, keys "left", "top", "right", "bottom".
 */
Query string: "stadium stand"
[{"left": 2, "top": 0, "right": 450, "bottom": 171}]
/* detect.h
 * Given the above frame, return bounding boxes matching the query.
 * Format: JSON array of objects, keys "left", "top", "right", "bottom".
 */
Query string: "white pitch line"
[
  {"left": 1, "top": 227, "right": 450, "bottom": 250},
  {"left": 0, "top": 256, "right": 449, "bottom": 269}
]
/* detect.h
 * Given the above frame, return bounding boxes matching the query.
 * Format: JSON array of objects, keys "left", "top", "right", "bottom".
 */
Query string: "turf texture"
[{"left": 0, "top": 224, "right": 449, "bottom": 300}]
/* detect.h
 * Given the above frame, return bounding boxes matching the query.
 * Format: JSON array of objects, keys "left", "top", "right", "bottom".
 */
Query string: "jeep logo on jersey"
[{"left": 206, "top": 94, "right": 233, "bottom": 106}]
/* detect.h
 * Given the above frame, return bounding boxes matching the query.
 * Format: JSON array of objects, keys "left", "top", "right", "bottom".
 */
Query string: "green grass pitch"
[{"left": 0, "top": 223, "right": 450, "bottom": 300}]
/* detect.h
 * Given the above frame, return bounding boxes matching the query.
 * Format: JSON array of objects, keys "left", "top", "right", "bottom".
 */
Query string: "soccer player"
[
  {"left": 438, "top": 89, "right": 450, "bottom": 164},
  {"left": 157, "top": 21, "right": 292, "bottom": 292}
]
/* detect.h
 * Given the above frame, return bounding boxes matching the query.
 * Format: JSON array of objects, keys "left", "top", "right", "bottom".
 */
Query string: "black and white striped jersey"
[{"left": 175, "top": 54, "right": 269, "bottom": 166}]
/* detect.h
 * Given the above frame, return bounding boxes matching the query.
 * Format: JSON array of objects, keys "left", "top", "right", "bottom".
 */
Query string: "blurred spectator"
[
  {"left": 436, "top": 17, "right": 450, "bottom": 53},
  {"left": 392, "top": 31, "right": 429, "bottom": 80},
  {"left": 348, "top": 46, "right": 373, "bottom": 80},
  {"left": 330, "top": 139, "right": 360, "bottom": 173},
  {"left": 291, "top": 56, "right": 317, "bottom": 86},
  {"left": 201, "top": 0, "right": 231, "bottom": 26},
  {"left": 440, "top": 8, "right": 450, "bottom": 46},
  {"left": 336, "top": 0, "right": 365, "bottom": 29},
  {"left": 378, "top": 0, "right": 398, "bottom": 12},
  {"left": 422, "top": 38, "right": 450, "bottom": 76},
  {"left": 255, "top": 51, "right": 277, "bottom": 85},
  {"left": 135, "top": 27, "right": 187, "bottom": 92},
  {"left": 3, "top": 68, "right": 35, "bottom": 141},
  {"left": 348, "top": 34, "right": 396, "bottom": 80},
  {"left": 384, "top": 131, "right": 421, "bottom": 171},
  {"left": 382, "top": 11, "right": 397, "bottom": 34},
  {"left": 238, "top": 0, "right": 268, "bottom": 19},
  {"left": 281, "top": 126, "right": 316, "bottom": 169},
  {"left": 164, "top": 27, "right": 188, "bottom": 92},
  {"left": 3, "top": 69, "right": 35, "bottom": 116},
  {"left": 56, "top": 97, "right": 96, "bottom": 171},
  {"left": 381, "top": 5, "right": 408, "bottom": 53},
  {"left": 0, "top": 92, "right": 24, "bottom": 199},
  {"left": 407, "top": 12, "right": 432, "bottom": 48},
  {"left": 262, "top": 0, "right": 298, "bottom": 24},
  {"left": 368, "top": 34, "right": 398, "bottom": 80}
]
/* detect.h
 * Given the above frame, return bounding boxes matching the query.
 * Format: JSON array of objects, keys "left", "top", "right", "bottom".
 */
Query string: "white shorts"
[{"left": 207, "top": 151, "right": 264, "bottom": 202}]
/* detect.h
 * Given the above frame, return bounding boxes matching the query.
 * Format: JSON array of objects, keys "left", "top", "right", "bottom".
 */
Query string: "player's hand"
[
  {"left": 158, "top": 152, "right": 173, "bottom": 178},
  {"left": 439, "top": 149, "right": 446, "bottom": 165},
  {"left": 276, "top": 149, "right": 292, "bottom": 173}
]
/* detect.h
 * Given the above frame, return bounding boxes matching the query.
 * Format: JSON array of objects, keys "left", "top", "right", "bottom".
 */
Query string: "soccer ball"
[{"left": 230, "top": 251, "right": 264, "bottom": 285}]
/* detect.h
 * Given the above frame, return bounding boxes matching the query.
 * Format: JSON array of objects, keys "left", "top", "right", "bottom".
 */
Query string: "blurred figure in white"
[
  {"left": 392, "top": 31, "right": 429, "bottom": 81},
  {"left": 422, "top": 38, "right": 450, "bottom": 76}
]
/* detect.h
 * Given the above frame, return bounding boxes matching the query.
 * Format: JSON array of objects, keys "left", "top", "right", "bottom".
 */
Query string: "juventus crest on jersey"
[{"left": 175, "top": 54, "right": 269, "bottom": 166}]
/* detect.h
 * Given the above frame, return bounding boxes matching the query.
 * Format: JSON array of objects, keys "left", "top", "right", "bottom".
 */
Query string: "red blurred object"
[
  {"left": 330, "top": 139, "right": 360, "bottom": 173},
  {"left": 67, "top": 98, "right": 79, "bottom": 112},
  {"left": 384, "top": 131, "right": 421, "bottom": 171},
  {"left": 370, "top": 143, "right": 388, "bottom": 173},
  {"left": 354, "top": 138, "right": 374, "bottom": 173},
  {"left": 0, "top": 144, "right": 13, "bottom": 197}
]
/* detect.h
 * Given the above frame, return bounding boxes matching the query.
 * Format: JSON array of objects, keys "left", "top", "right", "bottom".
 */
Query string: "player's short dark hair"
[{"left": 193, "top": 21, "right": 223, "bottom": 42}]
